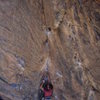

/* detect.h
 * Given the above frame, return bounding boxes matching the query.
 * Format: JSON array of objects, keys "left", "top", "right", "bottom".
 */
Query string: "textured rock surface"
[{"left": 0, "top": 0, "right": 100, "bottom": 100}]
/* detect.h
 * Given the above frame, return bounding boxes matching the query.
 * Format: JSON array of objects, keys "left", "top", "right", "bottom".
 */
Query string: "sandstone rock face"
[{"left": 0, "top": 0, "right": 100, "bottom": 100}]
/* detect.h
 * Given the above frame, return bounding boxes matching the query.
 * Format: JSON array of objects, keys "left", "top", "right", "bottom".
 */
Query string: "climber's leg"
[{"left": 38, "top": 89, "right": 44, "bottom": 100}]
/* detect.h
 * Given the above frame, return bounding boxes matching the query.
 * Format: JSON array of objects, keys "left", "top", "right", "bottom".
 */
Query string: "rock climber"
[{"left": 38, "top": 72, "right": 53, "bottom": 100}]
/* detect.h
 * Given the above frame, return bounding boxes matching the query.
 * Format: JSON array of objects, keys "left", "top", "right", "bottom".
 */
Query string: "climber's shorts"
[{"left": 45, "top": 96, "right": 51, "bottom": 100}]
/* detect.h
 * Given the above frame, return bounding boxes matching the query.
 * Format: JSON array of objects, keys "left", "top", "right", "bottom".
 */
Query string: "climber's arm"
[
  {"left": 48, "top": 73, "right": 51, "bottom": 82},
  {"left": 40, "top": 80, "right": 45, "bottom": 91}
]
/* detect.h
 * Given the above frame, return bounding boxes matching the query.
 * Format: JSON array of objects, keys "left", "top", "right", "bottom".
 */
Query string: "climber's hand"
[{"left": 42, "top": 80, "right": 45, "bottom": 83}]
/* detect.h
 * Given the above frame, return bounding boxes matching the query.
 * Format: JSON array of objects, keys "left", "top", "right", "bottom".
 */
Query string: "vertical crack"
[{"left": 41, "top": 0, "right": 47, "bottom": 26}]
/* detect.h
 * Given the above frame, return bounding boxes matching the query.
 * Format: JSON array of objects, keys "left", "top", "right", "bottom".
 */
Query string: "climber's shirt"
[{"left": 44, "top": 89, "right": 52, "bottom": 97}]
